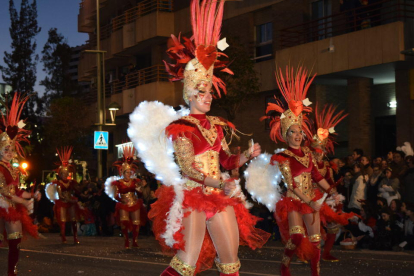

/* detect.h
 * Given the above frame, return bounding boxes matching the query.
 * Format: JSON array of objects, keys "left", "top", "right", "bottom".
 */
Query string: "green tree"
[
  {"left": 43, "top": 97, "right": 93, "bottom": 159},
  {"left": 41, "top": 28, "right": 76, "bottom": 106},
  {"left": 215, "top": 37, "right": 261, "bottom": 121},
  {"left": 0, "top": 0, "right": 42, "bottom": 116}
]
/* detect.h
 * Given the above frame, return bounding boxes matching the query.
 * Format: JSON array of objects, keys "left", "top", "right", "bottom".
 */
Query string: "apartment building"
[{"left": 77, "top": 0, "right": 414, "bottom": 175}]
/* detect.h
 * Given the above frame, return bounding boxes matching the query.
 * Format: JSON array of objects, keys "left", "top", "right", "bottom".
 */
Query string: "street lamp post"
[{"left": 83, "top": 0, "right": 118, "bottom": 178}]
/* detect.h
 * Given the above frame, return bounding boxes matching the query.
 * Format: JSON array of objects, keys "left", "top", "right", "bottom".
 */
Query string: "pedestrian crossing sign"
[{"left": 94, "top": 131, "right": 109, "bottom": 150}]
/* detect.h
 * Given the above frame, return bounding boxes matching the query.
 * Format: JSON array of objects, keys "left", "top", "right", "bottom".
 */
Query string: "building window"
[{"left": 255, "top": 22, "right": 273, "bottom": 62}]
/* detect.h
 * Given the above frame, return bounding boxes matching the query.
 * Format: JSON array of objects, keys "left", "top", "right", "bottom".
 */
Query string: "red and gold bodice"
[
  {"left": 0, "top": 161, "right": 23, "bottom": 208},
  {"left": 112, "top": 179, "right": 140, "bottom": 207},
  {"left": 166, "top": 114, "right": 240, "bottom": 193},
  {"left": 53, "top": 179, "right": 78, "bottom": 203},
  {"left": 271, "top": 147, "right": 324, "bottom": 202}
]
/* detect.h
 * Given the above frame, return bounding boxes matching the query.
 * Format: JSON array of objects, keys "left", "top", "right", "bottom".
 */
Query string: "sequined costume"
[
  {"left": 111, "top": 178, "right": 146, "bottom": 248},
  {"left": 51, "top": 147, "right": 83, "bottom": 244},
  {"left": 149, "top": 114, "right": 269, "bottom": 275},
  {"left": 0, "top": 94, "right": 38, "bottom": 276}
]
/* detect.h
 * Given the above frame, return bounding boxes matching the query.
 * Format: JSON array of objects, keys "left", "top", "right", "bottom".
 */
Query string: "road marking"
[{"left": 0, "top": 248, "right": 278, "bottom": 276}]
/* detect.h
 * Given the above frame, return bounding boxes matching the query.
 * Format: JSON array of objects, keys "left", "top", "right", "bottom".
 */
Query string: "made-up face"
[
  {"left": 123, "top": 169, "right": 132, "bottom": 180},
  {"left": 59, "top": 168, "right": 69, "bottom": 180},
  {"left": 286, "top": 124, "right": 303, "bottom": 149},
  {"left": 0, "top": 145, "right": 15, "bottom": 163},
  {"left": 313, "top": 145, "right": 324, "bottom": 162},
  {"left": 189, "top": 82, "right": 213, "bottom": 114}
]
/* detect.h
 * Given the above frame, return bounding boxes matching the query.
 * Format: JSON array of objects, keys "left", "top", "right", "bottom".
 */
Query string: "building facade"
[{"left": 77, "top": 0, "right": 414, "bottom": 175}]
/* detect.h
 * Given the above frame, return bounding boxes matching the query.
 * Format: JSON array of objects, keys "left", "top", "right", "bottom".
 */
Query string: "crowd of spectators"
[{"left": 332, "top": 147, "right": 414, "bottom": 251}]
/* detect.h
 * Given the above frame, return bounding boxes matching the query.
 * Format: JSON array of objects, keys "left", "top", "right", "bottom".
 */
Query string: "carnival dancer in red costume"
[
  {"left": 246, "top": 66, "right": 345, "bottom": 276},
  {"left": 105, "top": 146, "right": 146, "bottom": 249},
  {"left": 308, "top": 104, "right": 352, "bottom": 262},
  {"left": 128, "top": 1, "right": 270, "bottom": 275},
  {"left": 0, "top": 93, "right": 40, "bottom": 276},
  {"left": 48, "top": 147, "right": 82, "bottom": 244}
]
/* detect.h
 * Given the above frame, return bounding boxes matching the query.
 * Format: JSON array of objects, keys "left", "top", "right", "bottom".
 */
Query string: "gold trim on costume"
[
  {"left": 279, "top": 160, "right": 294, "bottom": 190},
  {"left": 8, "top": 232, "right": 23, "bottom": 240},
  {"left": 120, "top": 191, "right": 138, "bottom": 207},
  {"left": 282, "top": 147, "right": 310, "bottom": 168},
  {"left": 309, "top": 234, "right": 322, "bottom": 243},
  {"left": 289, "top": 226, "right": 305, "bottom": 236},
  {"left": 181, "top": 116, "right": 219, "bottom": 146},
  {"left": 327, "top": 226, "right": 340, "bottom": 234},
  {"left": 194, "top": 150, "right": 220, "bottom": 180},
  {"left": 281, "top": 254, "right": 290, "bottom": 267},
  {"left": 132, "top": 220, "right": 140, "bottom": 226},
  {"left": 0, "top": 161, "right": 19, "bottom": 181},
  {"left": 286, "top": 172, "right": 314, "bottom": 202},
  {"left": 215, "top": 258, "right": 241, "bottom": 274},
  {"left": 170, "top": 255, "right": 196, "bottom": 276},
  {"left": 285, "top": 239, "right": 296, "bottom": 250},
  {"left": 173, "top": 137, "right": 205, "bottom": 182},
  {"left": 221, "top": 137, "right": 232, "bottom": 157},
  {"left": 0, "top": 233, "right": 4, "bottom": 241}
]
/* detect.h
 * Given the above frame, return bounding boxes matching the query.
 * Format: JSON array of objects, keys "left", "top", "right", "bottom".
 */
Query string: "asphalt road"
[{"left": 1, "top": 233, "right": 413, "bottom": 276}]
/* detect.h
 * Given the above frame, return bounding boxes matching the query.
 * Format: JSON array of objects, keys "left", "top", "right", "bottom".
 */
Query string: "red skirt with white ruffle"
[
  {"left": 149, "top": 185, "right": 270, "bottom": 274},
  {"left": 0, "top": 204, "right": 38, "bottom": 239}
]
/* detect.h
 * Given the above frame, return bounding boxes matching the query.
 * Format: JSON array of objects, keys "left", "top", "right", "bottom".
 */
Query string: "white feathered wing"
[
  {"left": 244, "top": 151, "right": 284, "bottom": 212},
  {"left": 127, "top": 101, "right": 189, "bottom": 248}
]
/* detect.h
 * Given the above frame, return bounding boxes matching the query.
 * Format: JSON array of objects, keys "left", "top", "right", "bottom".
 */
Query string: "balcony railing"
[
  {"left": 279, "top": 0, "right": 414, "bottom": 49},
  {"left": 85, "top": 65, "right": 169, "bottom": 104},
  {"left": 89, "top": 0, "right": 173, "bottom": 45}
]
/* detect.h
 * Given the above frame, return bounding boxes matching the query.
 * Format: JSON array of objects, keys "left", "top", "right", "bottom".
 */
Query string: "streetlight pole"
[{"left": 96, "top": 0, "right": 103, "bottom": 179}]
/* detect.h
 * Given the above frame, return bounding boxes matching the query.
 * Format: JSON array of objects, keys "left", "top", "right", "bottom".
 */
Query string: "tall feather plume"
[
  {"left": 0, "top": 93, "right": 32, "bottom": 157},
  {"left": 57, "top": 146, "right": 73, "bottom": 164},
  {"left": 311, "top": 103, "right": 348, "bottom": 154},
  {"left": 163, "top": 0, "right": 231, "bottom": 99}
]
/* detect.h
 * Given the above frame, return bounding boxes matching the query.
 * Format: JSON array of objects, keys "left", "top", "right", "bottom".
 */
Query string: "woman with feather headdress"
[
  {"left": 105, "top": 145, "right": 146, "bottom": 249},
  {"left": 0, "top": 94, "right": 39, "bottom": 276},
  {"left": 128, "top": 0, "right": 270, "bottom": 275}
]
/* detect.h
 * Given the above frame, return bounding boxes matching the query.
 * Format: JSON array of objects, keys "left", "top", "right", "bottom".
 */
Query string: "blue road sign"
[{"left": 94, "top": 131, "right": 109, "bottom": 150}]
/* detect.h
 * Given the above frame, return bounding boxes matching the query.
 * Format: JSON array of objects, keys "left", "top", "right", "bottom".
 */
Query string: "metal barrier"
[{"left": 280, "top": 0, "right": 414, "bottom": 49}]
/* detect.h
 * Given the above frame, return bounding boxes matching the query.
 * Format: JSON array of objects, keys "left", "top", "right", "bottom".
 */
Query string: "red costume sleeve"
[
  {"left": 310, "top": 155, "right": 324, "bottom": 183},
  {"left": 218, "top": 128, "right": 240, "bottom": 170},
  {"left": 325, "top": 165, "right": 335, "bottom": 186}
]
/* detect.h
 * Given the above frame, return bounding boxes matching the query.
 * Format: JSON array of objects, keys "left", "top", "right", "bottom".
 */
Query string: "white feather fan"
[{"left": 45, "top": 183, "right": 59, "bottom": 202}]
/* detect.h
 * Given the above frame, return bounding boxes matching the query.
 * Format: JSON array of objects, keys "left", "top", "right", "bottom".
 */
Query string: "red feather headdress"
[
  {"left": 0, "top": 93, "right": 31, "bottom": 157},
  {"left": 163, "top": 0, "right": 233, "bottom": 104},
  {"left": 55, "top": 146, "right": 76, "bottom": 174},
  {"left": 112, "top": 145, "right": 139, "bottom": 176},
  {"left": 261, "top": 66, "right": 315, "bottom": 143},
  {"left": 308, "top": 104, "right": 348, "bottom": 154}
]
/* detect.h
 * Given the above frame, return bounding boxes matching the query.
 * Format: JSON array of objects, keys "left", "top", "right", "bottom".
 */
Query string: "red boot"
[
  {"left": 220, "top": 273, "right": 239, "bottom": 276},
  {"left": 310, "top": 241, "right": 321, "bottom": 276},
  {"left": 280, "top": 234, "right": 303, "bottom": 276},
  {"left": 72, "top": 222, "right": 80, "bottom": 244},
  {"left": 59, "top": 222, "right": 67, "bottom": 243},
  {"left": 322, "top": 233, "right": 339, "bottom": 262},
  {"left": 121, "top": 226, "right": 130, "bottom": 249},
  {"left": 7, "top": 236, "right": 21, "bottom": 276},
  {"left": 160, "top": 266, "right": 181, "bottom": 276},
  {"left": 132, "top": 225, "right": 139, "bottom": 248}
]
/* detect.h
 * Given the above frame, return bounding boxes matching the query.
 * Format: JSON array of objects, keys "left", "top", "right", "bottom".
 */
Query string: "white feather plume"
[
  {"left": 244, "top": 151, "right": 283, "bottom": 212},
  {"left": 397, "top": 142, "right": 414, "bottom": 157},
  {"left": 127, "top": 101, "right": 188, "bottom": 248},
  {"left": 45, "top": 183, "right": 59, "bottom": 202},
  {"left": 104, "top": 176, "right": 120, "bottom": 200}
]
